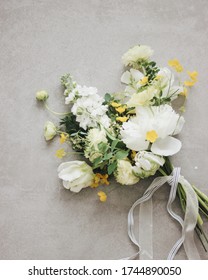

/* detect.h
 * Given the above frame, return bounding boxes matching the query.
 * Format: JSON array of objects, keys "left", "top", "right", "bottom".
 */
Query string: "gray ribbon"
[{"left": 124, "top": 168, "right": 200, "bottom": 260}]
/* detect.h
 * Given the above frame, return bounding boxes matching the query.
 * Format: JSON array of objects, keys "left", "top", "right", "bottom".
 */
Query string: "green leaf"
[
  {"left": 98, "top": 142, "right": 108, "bottom": 153},
  {"left": 115, "top": 150, "right": 129, "bottom": 160},
  {"left": 111, "top": 139, "right": 119, "bottom": 151},
  {"left": 104, "top": 93, "right": 112, "bottom": 103},
  {"left": 103, "top": 152, "right": 113, "bottom": 160},
  {"left": 107, "top": 161, "right": 117, "bottom": 175},
  {"left": 93, "top": 156, "right": 102, "bottom": 167}
]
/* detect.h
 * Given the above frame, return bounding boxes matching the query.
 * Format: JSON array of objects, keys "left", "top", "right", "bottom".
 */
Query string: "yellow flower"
[
  {"left": 115, "top": 106, "right": 126, "bottom": 114},
  {"left": 60, "top": 133, "right": 68, "bottom": 144},
  {"left": 168, "top": 59, "right": 183, "bottom": 72},
  {"left": 91, "top": 173, "right": 109, "bottom": 188},
  {"left": 179, "top": 87, "right": 188, "bottom": 98},
  {"left": 97, "top": 191, "right": 107, "bottom": 202},
  {"left": 184, "top": 80, "right": 195, "bottom": 87},
  {"left": 111, "top": 101, "right": 121, "bottom": 108},
  {"left": 180, "top": 106, "right": 186, "bottom": 113},
  {"left": 146, "top": 130, "right": 158, "bottom": 143},
  {"left": 55, "top": 149, "right": 66, "bottom": 159},
  {"left": 187, "top": 70, "right": 198, "bottom": 82},
  {"left": 139, "top": 76, "right": 148, "bottom": 86},
  {"left": 116, "top": 116, "right": 128, "bottom": 122}
]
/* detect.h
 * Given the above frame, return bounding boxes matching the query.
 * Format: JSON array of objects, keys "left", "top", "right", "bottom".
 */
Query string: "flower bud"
[
  {"left": 36, "top": 90, "right": 48, "bottom": 101},
  {"left": 44, "top": 121, "right": 57, "bottom": 141}
]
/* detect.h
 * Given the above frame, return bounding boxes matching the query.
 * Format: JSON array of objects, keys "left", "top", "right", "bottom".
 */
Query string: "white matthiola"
[
  {"left": 71, "top": 94, "right": 110, "bottom": 130},
  {"left": 120, "top": 105, "right": 185, "bottom": 156},
  {"left": 133, "top": 151, "right": 165, "bottom": 178},
  {"left": 114, "top": 160, "right": 140, "bottom": 185},
  {"left": 58, "top": 161, "right": 94, "bottom": 192},
  {"left": 84, "top": 128, "right": 108, "bottom": 162},
  {"left": 154, "top": 68, "right": 183, "bottom": 101},
  {"left": 122, "top": 45, "right": 154, "bottom": 66},
  {"left": 65, "top": 85, "right": 98, "bottom": 104}
]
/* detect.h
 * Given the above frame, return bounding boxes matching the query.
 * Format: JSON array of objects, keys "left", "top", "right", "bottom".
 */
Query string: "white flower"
[
  {"left": 71, "top": 95, "right": 110, "bottom": 130},
  {"left": 84, "top": 128, "right": 108, "bottom": 162},
  {"left": 121, "top": 68, "right": 144, "bottom": 94},
  {"left": 58, "top": 161, "right": 94, "bottom": 192},
  {"left": 120, "top": 105, "right": 185, "bottom": 156},
  {"left": 122, "top": 45, "right": 154, "bottom": 66},
  {"left": 153, "top": 68, "right": 183, "bottom": 101},
  {"left": 65, "top": 85, "right": 98, "bottom": 104},
  {"left": 114, "top": 160, "right": 140, "bottom": 185},
  {"left": 36, "top": 90, "right": 48, "bottom": 101},
  {"left": 127, "top": 86, "right": 157, "bottom": 107},
  {"left": 44, "top": 121, "right": 57, "bottom": 141},
  {"left": 133, "top": 151, "right": 165, "bottom": 178}
]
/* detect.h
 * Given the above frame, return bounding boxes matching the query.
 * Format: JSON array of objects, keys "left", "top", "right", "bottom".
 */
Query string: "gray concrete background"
[{"left": 0, "top": 0, "right": 208, "bottom": 259}]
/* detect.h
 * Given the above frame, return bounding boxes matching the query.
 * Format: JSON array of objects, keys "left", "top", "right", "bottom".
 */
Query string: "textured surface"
[{"left": 0, "top": 0, "right": 208, "bottom": 260}]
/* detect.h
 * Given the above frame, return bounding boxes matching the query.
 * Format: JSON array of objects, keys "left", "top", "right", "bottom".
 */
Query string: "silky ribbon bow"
[{"left": 124, "top": 168, "right": 200, "bottom": 260}]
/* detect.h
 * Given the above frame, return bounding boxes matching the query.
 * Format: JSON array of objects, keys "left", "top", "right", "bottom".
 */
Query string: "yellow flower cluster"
[
  {"left": 55, "top": 148, "right": 66, "bottom": 159},
  {"left": 184, "top": 71, "right": 198, "bottom": 87},
  {"left": 91, "top": 173, "right": 110, "bottom": 188},
  {"left": 60, "top": 133, "right": 69, "bottom": 144},
  {"left": 168, "top": 59, "right": 183, "bottom": 72}
]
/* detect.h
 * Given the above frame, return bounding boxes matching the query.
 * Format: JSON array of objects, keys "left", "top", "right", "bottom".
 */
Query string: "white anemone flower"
[{"left": 120, "top": 105, "right": 185, "bottom": 156}]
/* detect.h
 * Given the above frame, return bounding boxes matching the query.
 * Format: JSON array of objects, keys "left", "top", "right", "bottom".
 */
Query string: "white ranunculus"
[
  {"left": 133, "top": 151, "right": 165, "bottom": 178},
  {"left": 36, "top": 90, "right": 48, "bottom": 101},
  {"left": 114, "top": 160, "right": 140, "bottom": 185},
  {"left": 84, "top": 128, "right": 108, "bottom": 162},
  {"left": 122, "top": 45, "right": 154, "bottom": 66},
  {"left": 120, "top": 105, "right": 185, "bottom": 156},
  {"left": 44, "top": 121, "right": 57, "bottom": 141},
  {"left": 58, "top": 161, "right": 94, "bottom": 192}
]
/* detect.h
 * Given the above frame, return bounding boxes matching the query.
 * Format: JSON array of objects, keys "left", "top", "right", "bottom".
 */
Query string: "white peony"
[
  {"left": 71, "top": 95, "right": 110, "bottom": 130},
  {"left": 114, "top": 160, "right": 140, "bottom": 185},
  {"left": 84, "top": 128, "right": 108, "bottom": 162},
  {"left": 120, "top": 105, "right": 185, "bottom": 156},
  {"left": 58, "top": 161, "right": 94, "bottom": 192},
  {"left": 133, "top": 151, "right": 165, "bottom": 178},
  {"left": 122, "top": 45, "right": 154, "bottom": 66},
  {"left": 44, "top": 121, "right": 57, "bottom": 141}
]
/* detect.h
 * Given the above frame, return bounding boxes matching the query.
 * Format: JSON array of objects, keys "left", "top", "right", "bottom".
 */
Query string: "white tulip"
[{"left": 58, "top": 161, "right": 94, "bottom": 192}]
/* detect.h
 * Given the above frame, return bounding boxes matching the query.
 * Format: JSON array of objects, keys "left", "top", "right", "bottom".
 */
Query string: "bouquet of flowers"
[{"left": 36, "top": 44, "right": 208, "bottom": 259}]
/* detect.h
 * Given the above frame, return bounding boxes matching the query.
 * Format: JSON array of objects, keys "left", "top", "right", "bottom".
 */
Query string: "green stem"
[{"left": 44, "top": 102, "right": 70, "bottom": 116}]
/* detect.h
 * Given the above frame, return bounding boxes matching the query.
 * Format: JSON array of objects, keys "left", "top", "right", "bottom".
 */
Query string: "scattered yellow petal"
[
  {"left": 60, "top": 133, "right": 68, "bottom": 144},
  {"left": 168, "top": 59, "right": 183, "bottom": 72},
  {"left": 116, "top": 116, "right": 128, "bottom": 122},
  {"left": 55, "top": 148, "right": 66, "bottom": 159},
  {"left": 146, "top": 130, "right": 158, "bottom": 143},
  {"left": 115, "top": 106, "right": 126, "bottom": 114},
  {"left": 139, "top": 76, "right": 148, "bottom": 86},
  {"left": 97, "top": 191, "right": 107, "bottom": 202},
  {"left": 111, "top": 101, "right": 121, "bottom": 108},
  {"left": 179, "top": 87, "right": 188, "bottom": 98}
]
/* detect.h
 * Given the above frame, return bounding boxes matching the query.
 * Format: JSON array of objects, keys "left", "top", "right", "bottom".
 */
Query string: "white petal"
[
  {"left": 130, "top": 68, "right": 144, "bottom": 81},
  {"left": 151, "top": 136, "right": 182, "bottom": 156},
  {"left": 173, "top": 116, "right": 185, "bottom": 135},
  {"left": 121, "top": 71, "right": 131, "bottom": 84}
]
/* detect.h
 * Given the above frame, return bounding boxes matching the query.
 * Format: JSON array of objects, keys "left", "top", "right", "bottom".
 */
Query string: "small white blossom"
[{"left": 44, "top": 121, "right": 57, "bottom": 141}]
